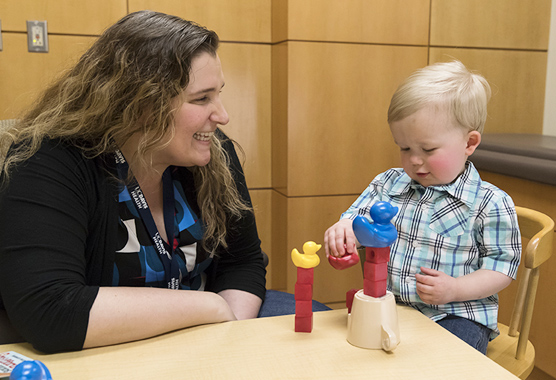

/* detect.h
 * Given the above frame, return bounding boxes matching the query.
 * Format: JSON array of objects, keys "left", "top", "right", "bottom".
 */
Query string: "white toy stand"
[{"left": 347, "top": 290, "right": 400, "bottom": 351}]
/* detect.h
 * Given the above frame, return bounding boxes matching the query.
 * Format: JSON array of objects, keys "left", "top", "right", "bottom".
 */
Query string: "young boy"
[{"left": 324, "top": 61, "right": 521, "bottom": 354}]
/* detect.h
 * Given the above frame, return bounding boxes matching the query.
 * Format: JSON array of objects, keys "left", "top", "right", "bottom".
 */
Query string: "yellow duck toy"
[{"left": 291, "top": 241, "right": 322, "bottom": 269}]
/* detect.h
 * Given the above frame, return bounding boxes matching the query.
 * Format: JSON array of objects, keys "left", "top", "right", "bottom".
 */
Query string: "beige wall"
[{"left": 1, "top": 0, "right": 554, "bottom": 375}]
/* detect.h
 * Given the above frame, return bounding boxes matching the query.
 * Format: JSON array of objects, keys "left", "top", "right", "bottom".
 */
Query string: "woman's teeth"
[{"left": 193, "top": 132, "right": 213, "bottom": 141}]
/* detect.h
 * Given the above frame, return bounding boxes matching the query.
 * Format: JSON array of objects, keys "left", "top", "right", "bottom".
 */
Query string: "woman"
[{"left": 0, "top": 11, "right": 267, "bottom": 353}]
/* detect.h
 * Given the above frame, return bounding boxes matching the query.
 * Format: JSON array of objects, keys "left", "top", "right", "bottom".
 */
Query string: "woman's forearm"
[{"left": 83, "top": 287, "right": 236, "bottom": 349}]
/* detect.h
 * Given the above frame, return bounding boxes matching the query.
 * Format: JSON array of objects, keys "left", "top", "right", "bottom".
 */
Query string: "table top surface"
[{"left": 0, "top": 306, "right": 518, "bottom": 380}]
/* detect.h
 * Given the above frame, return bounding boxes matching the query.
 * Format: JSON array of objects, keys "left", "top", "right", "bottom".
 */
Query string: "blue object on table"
[
  {"left": 9, "top": 361, "right": 52, "bottom": 380},
  {"left": 353, "top": 201, "right": 398, "bottom": 247}
]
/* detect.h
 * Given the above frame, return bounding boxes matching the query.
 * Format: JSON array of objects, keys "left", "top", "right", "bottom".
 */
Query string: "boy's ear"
[{"left": 465, "top": 131, "right": 481, "bottom": 156}]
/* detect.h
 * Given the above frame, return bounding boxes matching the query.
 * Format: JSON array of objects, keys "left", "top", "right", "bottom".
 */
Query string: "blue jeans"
[
  {"left": 257, "top": 290, "right": 331, "bottom": 318},
  {"left": 437, "top": 315, "right": 491, "bottom": 354}
]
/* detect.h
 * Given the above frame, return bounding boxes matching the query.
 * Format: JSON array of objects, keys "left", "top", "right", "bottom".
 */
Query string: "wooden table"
[{"left": 0, "top": 306, "right": 518, "bottom": 379}]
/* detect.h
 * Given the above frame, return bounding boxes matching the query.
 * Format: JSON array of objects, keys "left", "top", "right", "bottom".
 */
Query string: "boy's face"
[{"left": 390, "top": 105, "right": 480, "bottom": 187}]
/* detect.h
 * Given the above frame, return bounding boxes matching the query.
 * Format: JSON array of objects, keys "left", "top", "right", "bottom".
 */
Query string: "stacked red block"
[
  {"left": 294, "top": 267, "right": 314, "bottom": 332},
  {"left": 346, "top": 288, "right": 358, "bottom": 313},
  {"left": 363, "top": 246, "right": 390, "bottom": 298}
]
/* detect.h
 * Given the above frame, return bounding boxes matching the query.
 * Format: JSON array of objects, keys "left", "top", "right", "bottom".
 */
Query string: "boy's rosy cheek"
[{"left": 428, "top": 154, "right": 455, "bottom": 171}]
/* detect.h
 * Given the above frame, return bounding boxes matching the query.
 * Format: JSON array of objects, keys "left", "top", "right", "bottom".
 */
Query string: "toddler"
[{"left": 324, "top": 61, "right": 521, "bottom": 354}]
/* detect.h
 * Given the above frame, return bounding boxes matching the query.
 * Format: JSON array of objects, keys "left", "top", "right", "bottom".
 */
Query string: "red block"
[
  {"left": 295, "top": 315, "right": 313, "bottom": 333},
  {"left": 297, "top": 267, "right": 314, "bottom": 284},
  {"left": 365, "top": 247, "right": 390, "bottom": 264},
  {"left": 295, "top": 283, "right": 313, "bottom": 301},
  {"left": 364, "top": 262, "right": 388, "bottom": 281},
  {"left": 346, "top": 288, "right": 359, "bottom": 313},
  {"left": 364, "top": 278, "right": 387, "bottom": 298},
  {"left": 295, "top": 300, "right": 313, "bottom": 317}
]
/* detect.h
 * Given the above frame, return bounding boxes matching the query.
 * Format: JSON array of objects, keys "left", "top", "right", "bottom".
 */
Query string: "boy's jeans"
[{"left": 437, "top": 315, "right": 491, "bottom": 354}]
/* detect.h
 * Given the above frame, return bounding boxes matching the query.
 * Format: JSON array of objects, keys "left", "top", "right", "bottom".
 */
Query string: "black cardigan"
[{"left": 0, "top": 133, "right": 266, "bottom": 353}]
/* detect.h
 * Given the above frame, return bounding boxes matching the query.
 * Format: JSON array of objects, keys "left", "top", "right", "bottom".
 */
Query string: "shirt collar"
[{"left": 387, "top": 161, "right": 481, "bottom": 208}]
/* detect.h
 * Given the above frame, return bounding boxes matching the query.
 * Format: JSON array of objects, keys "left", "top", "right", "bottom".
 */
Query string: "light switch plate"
[{"left": 27, "top": 20, "right": 49, "bottom": 53}]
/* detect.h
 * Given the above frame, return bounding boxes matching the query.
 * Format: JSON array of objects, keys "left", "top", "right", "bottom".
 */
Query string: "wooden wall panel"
[
  {"left": 272, "top": 192, "right": 369, "bottom": 298},
  {"left": 478, "top": 171, "right": 556, "bottom": 377},
  {"left": 128, "top": 0, "right": 272, "bottom": 43},
  {"left": 478, "top": 172, "right": 556, "bottom": 222},
  {"left": 0, "top": 33, "right": 96, "bottom": 119},
  {"left": 430, "top": 0, "right": 551, "bottom": 50},
  {"left": 0, "top": 0, "right": 126, "bottom": 35},
  {"left": 250, "top": 189, "right": 273, "bottom": 287},
  {"left": 271, "top": 42, "right": 288, "bottom": 195},
  {"left": 429, "top": 48, "right": 547, "bottom": 135},
  {"left": 271, "top": 0, "right": 288, "bottom": 43},
  {"left": 286, "top": 42, "right": 427, "bottom": 197},
  {"left": 271, "top": 190, "right": 288, "bottom": 290},
  {"left": 284, "top": 195, "right": 363, "bottom": 303},
  {"left": 287, "top": 0, "right": 430, "bottom": 45},
  {"left": 219, "top": 43, "right": 271, "bottom": 189}
]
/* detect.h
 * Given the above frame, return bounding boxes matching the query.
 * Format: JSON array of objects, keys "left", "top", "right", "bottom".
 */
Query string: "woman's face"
[{"left": 157, "top": 52, "right": 229, "bottom": 169}]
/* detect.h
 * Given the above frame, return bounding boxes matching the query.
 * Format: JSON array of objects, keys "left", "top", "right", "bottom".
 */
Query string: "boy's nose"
[{"left": 409, "top": 154, "right": 423, "bottom": 165}]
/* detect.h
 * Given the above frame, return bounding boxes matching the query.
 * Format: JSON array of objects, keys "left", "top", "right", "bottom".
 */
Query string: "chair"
[{"left": 486, "top": 206, "right": 554, "bottom": 379}]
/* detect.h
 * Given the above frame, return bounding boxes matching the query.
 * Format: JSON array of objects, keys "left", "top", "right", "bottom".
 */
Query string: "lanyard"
[{"left": 114, "top": 149, "right": 181, "bottom": 289}]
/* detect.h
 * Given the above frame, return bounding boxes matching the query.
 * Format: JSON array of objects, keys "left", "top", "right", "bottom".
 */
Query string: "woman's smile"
[{"left": 193, "top": 131, "right": 214, "bottom": 142}]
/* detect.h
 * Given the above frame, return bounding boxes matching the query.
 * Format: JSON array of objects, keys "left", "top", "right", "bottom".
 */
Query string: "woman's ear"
[{"left": 465, "top": 131, "right": 481, "bottom": 156}]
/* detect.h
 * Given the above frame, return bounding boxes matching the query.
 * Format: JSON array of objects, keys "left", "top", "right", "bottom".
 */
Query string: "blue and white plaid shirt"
[{"left": 342, "top": 162, "right": 521, "bottom": 339}]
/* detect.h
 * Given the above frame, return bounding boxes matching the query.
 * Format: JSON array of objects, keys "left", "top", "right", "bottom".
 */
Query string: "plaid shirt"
[{"left": 342, "top": 162, "right": 521, "bottom": 339}]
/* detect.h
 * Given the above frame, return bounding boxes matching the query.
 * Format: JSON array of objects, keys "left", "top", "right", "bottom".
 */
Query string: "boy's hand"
[
  {"left": 415, "top": 267, "right": 458, "bottom": 305},
  {"left": 324, "top": 219, "right": 357, "bottom": 258},
  {"left": 417, "top": 268, "right": 512, "bottom": 305}
]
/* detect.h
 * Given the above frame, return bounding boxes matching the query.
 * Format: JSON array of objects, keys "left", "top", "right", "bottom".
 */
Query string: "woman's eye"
[
  {"left": 423, "top": 148, "right": 437, "bottom": 153},
  {"left": 194, "top": 96, "right": 209, "bottom": 103},
  {"left": 400, "top": 147, "right": 410, "bottom": 152}
]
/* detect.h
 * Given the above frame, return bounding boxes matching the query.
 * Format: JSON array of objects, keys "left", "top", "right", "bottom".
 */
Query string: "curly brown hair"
[{"left": 0, "top": 10, "right": 251, "bottom": 254}]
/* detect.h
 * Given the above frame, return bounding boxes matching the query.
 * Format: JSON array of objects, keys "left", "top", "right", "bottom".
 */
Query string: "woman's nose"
[{"left": 211, "top": 98, "right": 229, "bottom": 125}]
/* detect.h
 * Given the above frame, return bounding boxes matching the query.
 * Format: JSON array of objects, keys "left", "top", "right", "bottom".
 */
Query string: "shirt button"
[
  {"left": 411, "top": 240, "right": 419, "bottom": 249},
  {"left": 405, "top": 277, "right": 412, "bottom": 283}
]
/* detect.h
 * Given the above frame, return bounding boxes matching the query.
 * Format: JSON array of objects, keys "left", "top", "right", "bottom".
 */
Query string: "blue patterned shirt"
[
  {"left": 342, "top": 162, "right": 521, "bottom": 339},
  {"left": 114, "top": 170, "right": 211, "bottom": 290}
]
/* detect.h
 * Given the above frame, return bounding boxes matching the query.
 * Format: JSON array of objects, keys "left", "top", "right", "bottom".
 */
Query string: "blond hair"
[
  {"left": 387, "top": 60, "right": 491, "bottom": 133},
  {"left": 0, "top": 10, "right": 250, "bottom": 254}
]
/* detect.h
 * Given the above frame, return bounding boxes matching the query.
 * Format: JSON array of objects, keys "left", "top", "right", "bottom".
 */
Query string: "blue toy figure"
[
  {"left": 352, "top": 201, "right": 398, "bottom": 248},
  {"left": 9, "top": 361, "right": 52, "bottom": 380}
]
